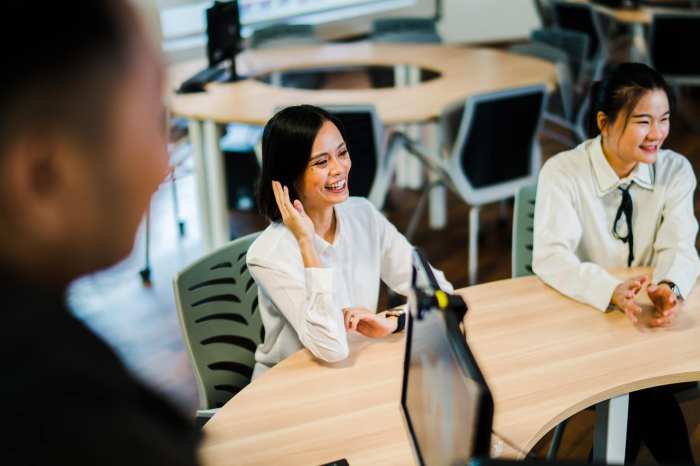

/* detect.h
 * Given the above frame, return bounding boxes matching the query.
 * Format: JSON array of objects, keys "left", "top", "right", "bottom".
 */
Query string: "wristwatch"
[
  {"left": 658, "top": 280, "right": 683, "bottom": 302},
  {"left": 385, "top": 310, "right": 406, "bottom": 334}
]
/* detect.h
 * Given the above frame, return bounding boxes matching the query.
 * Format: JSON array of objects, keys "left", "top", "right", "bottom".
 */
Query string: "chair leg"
[
  {"left": 405, "top": 180, "right": 441, "bottom": 242},
  {"left": 468, "top": 206, "right": 480, "bottom": 285},
  {"left": 171, "top": 171, "right": 185, "bottom": 237},
  {"left": 139, "top": 206, "right": 152, "bottom": 286},
  {"left": 547, "top": 419, "right": 568, "bottom": 460}
]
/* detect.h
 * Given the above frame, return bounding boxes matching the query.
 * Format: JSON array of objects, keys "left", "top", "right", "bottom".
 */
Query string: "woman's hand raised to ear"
[
  {"left": 272, "top": 181, "right": 320, "bottom": 268},
  {"left": 272, "top": 181, "right": 315, "bottom": 242}
]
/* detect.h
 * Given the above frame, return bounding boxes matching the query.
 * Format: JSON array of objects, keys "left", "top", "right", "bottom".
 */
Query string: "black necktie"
[{"left": 612, "top": 185, "right": 634, "bottom": 267}]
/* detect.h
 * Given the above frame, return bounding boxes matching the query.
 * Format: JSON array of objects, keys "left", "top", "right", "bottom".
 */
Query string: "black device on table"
[
  {"left": 177, "top": 0, "right": 242, "bottom": 94},
  {"left": 401, "top": 248, "right": 494, "bottom": 466}
]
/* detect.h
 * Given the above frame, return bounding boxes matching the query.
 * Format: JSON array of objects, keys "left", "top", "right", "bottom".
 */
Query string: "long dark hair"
[
  {"left": 586, "top": 62, "right": 675, "bottom": 138},
  {"left": 257, "top": 105, "right": 347, "bottom": 223}
]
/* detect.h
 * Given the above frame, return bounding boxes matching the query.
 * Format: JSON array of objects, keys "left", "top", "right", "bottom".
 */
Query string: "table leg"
[
  {"left": 404, "top": 65, "right": 423, "bottom": 190},
  {"left": 427, "top": 121, "right": 447, "bottom": 230},
  {"left": 188, "top": 119, "right": 214, "bottom": 252},
  {"left": 593, "top": 394, "right": 629, "bottom": 464},
  {"left": 468, "top": 206, "right": 480, "bottom": 285},
  {"left": 203, "top": 120, "right": 231, "bottom": 249}
]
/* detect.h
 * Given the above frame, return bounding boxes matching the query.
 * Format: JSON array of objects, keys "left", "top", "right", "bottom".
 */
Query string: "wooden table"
[
  {"left": 167, "top": 43, "right": 557, "bottom": 252},
  {"left": 200, "top": 268, "right": 700, "bottom": 465},
  {"left": 571, "top": 0, "right": 698, "bottom": 62}
]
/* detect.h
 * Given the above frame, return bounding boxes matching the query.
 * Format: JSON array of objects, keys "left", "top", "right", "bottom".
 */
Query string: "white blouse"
[
  {"left": 533, "top": 136, "right": 700, "bottom": 311},
  {"left": 247, "top": 197, "right": 453, "bottom": 377}
]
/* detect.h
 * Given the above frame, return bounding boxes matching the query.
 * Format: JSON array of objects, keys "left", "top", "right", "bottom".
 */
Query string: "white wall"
[{"left": 438, "top": 0, "right": 541, "bottom": 44}]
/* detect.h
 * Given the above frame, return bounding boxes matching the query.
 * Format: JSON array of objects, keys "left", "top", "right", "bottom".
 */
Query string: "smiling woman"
[
  {"left": 247, "top": 105, "right": 452, "bottom": 377},
  {"left": 532, "top": 63, "right": 698, "bottom": 464}
]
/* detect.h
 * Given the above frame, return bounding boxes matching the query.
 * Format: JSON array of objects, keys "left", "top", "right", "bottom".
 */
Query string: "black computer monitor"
[
  {"left": 401, "top": 248, "right": 494, "bottom": 466},
  {"left": 206, "top": 0, "right": 241, "bottom": 77}
]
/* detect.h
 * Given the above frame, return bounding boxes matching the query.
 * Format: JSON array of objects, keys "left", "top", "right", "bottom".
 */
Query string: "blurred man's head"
[{"left": 0, "top": 1, "right": 169, "bottom": 285}]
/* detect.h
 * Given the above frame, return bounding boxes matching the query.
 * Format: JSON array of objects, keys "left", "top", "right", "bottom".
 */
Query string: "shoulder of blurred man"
[{"left": 0, "top": 268, "right": 201, "bottom": 465}]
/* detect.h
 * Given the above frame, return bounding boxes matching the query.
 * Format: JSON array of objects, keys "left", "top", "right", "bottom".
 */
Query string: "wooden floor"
[{"left": 68, "top": 51, "right": 700, "bottom": 461}]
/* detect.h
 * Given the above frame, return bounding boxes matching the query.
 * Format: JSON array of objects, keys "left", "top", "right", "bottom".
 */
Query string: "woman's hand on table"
[
  {"left": 646, "top": 283, "right": 680, "bottom": 327},
  {"left": 611, "top": 275, "right": 647, "bottom": 324},
  {"left": 343, "top": 308, "right": 397, "bottom": 338}
]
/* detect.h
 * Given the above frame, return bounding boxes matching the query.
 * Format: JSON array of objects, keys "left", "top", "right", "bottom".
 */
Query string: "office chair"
[
  {"left": 533, "top": 0, "right": 555, "bottom": 27},
  {"left": 512, "top": 184, "right": 538, "bottom": 278},
  {"left": 403, "top": 85, "right": 548, "bottom": 285},
  {"left": 250, "top": 23, "right": 322, "bottom": 90},
  {"left": 322, "top": 105, "right": 403, "bottom": 209},
  {"left": 511, "top": 28, "right": 591, "bottom": 144},
  {"left": 649, "top": 12, "right": 700, "bottom": 131},
  {"left": 173, "top": 232, "right": 263, "bottom": 426},
  {"left": 552, "top": 1, "right": 608, "bottom": 82},
  {"left": 650, "top": 13, "right": 700, "bottom": 85}
]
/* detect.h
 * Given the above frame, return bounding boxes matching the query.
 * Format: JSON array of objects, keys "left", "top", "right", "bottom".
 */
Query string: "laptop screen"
[{"left": 401, "top": 249, "right": 493, "bottom": 466}]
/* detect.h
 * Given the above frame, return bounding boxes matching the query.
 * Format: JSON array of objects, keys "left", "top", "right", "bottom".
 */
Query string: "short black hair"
[
  {"left": 257, "top": 105, "right": 347, "bottom": 223},
  {"left": 587, "top": 62, "right": 675, "bottom": 137},
  {"left": 0, "top": 1, "right": 135, "bottom": 154}
]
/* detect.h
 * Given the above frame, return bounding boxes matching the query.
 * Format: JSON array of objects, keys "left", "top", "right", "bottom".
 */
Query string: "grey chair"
[
  {"left": 512, "top": 184, "right": 538, "bottom": 278},
  {"left": 404, "top": 85, "right": 548, "bottom": 285},
  {"left": 173, "top": 232, "right": 263, "bottom": 424},
  {"left": 511, "top": 27, "right": 591, "bottom": 144},
  {"left": 534, "top": 0, "right": 555, "bottom": 27},
  {"left": 553, "top": 1, "right": 608, "bottom": 81}
]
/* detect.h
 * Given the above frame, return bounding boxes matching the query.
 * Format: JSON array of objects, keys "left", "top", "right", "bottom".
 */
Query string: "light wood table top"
[
  {"left": 168, "top": 42, "right": 557, "bottom": 126},
  {"left": 200, "top": 268, "right": 700, "bottom": 465}
]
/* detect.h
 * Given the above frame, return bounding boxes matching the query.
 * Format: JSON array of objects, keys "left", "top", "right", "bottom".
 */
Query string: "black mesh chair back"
[
  {"left": 650, "top": 13, "right": 700, "bottom": 80},
  {"left": 325, "top": 108, "right": 381, "bottom": 199},
  {"left": 452, "top": 87, "right": 546, "bottom": 191},
  {"left": 553, "top": 1, "right": 602, "bottom": 61}
]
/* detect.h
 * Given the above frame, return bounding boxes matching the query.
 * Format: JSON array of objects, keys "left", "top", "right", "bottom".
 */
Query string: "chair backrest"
[
  {"left": 249, "top": 23, "right": 318, "bottom": 49},
  {"left": 174, "top": 232, "right": 263, "bottom": 410},
  {"left": 533, "top": 0, "right": 555, "bottom": 28},
  {"left": 512, "top": 184, "right": 538, "bottom": 278},
  {"left": 442, "top": 85, "right": 547, "bottom": 206},
  {"left": 531, "top": 27, "right": 589, "bottom": 86},
  {"left": 371, "top": 17, "right": 442, "bottom": 43},
  {"left": 650, "top": 13, "right": 700, "bottom": 83},
  {"left": 322, "top": 105, "right": 387, "bottom": 208},
  {"left": 552, "top": 1, "right": 605, "bottom": 62}
]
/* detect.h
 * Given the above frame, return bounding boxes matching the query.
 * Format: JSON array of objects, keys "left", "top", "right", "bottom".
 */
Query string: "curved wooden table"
[
  {"left": 169, "top": 43, "right": 557, "bottom": 126},
  {"left": 200, "top": 268, "right": 700, "bottom": 466},
  {"left": 166, "top": 43, "right": 557, "bottom": 252}
]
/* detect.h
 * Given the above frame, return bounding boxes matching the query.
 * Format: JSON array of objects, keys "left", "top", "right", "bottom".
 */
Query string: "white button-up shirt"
[
  {"left": 247, "top": 197, "right": 453, "bottom": 377},
  {"left": 533, "top": 136, "right": 700, "bottom": 311}
]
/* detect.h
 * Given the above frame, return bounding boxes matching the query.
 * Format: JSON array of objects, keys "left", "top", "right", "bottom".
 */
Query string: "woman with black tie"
[{"left": 533, "top": 62, "right": 697, "bottom": 464}]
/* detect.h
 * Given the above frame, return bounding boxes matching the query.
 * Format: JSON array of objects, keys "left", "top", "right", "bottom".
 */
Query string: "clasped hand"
[{"left": 611, "top": 276, "right": 680, "bottom": 326}]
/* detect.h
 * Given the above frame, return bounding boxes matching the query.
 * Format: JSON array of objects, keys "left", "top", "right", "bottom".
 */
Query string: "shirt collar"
[{"left": 589, "top": 136, "right": 654, "bottom": 196}]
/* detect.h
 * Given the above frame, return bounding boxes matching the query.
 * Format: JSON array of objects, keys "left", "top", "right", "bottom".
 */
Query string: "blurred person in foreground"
[{"left": 0, "top": 1, "right": 200, "bottom": 464}]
